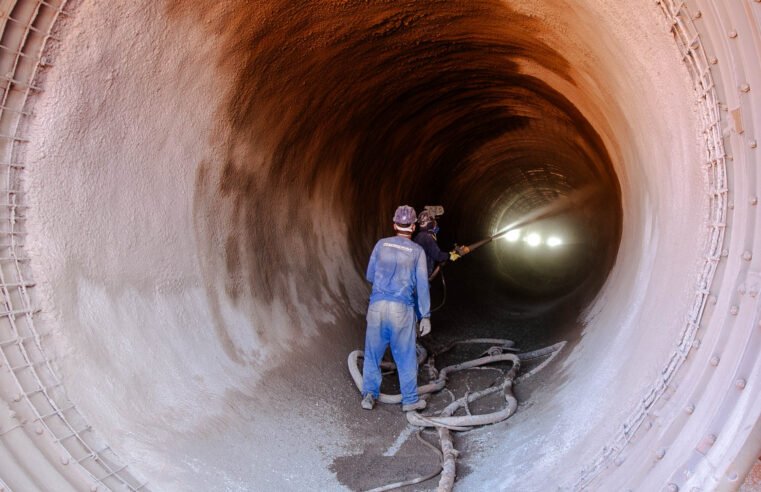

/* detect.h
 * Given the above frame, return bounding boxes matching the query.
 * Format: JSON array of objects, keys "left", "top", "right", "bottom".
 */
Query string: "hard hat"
[
  {"left": 418, "top": 210, "right": 436, "bottom": 230},
  {"left": 393, "top": 205, "right": 417, "bottom": 225}
]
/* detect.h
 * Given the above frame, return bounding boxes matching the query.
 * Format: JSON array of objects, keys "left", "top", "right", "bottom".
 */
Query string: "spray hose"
[{"left": 348, "top": 339, "right": 566, "bottom": 491}]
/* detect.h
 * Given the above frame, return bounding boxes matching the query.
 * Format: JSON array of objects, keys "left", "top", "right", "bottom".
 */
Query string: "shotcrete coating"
[{"left": 0, "top": 0, "right": 759, "bottom": 491}]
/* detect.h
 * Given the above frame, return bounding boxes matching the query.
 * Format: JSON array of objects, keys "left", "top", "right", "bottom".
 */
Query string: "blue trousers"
[{"left": 362, "top": 300, "right": 419, "bottom": 405}]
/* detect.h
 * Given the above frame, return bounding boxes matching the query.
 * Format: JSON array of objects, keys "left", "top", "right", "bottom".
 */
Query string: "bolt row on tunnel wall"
[{"left": 0, "top": 0, "right": 759, "bottom": 491}]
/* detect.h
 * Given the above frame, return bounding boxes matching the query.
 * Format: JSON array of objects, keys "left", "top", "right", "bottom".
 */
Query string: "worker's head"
[
  {"left": 417, "top": 210, "right": 438, "bottom": 232},
  {"left": 393, "top": 205, "right": 417, "bottom": 235}
]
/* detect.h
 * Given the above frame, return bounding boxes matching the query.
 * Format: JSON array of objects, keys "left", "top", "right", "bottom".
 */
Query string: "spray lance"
[
  {"left": 433, "top": 185, "right": 599, "bottom": 278},
  {"left": 423, "top": 187, "right": 597, "bottom": 313}
]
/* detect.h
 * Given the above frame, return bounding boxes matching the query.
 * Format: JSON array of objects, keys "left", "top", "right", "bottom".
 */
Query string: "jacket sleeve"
[
  {"left": 415, "top": 249, "right": 431, "bottom": 319},
  {"left": 366, "top": 242, "right": 379, "bottom": 283},
  {"left": 432, "top": 239, "right": 449, "bottom": 263}
]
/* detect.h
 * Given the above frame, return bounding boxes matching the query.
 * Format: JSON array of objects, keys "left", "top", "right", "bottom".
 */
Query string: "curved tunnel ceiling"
[{"left": 0, "top": 0, "right": 759, "bottom": 491}]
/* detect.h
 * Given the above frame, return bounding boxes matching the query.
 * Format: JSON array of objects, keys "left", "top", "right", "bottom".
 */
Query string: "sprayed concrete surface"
[{"left": 0, "top": 0, "right": 760, "bottom": 491}]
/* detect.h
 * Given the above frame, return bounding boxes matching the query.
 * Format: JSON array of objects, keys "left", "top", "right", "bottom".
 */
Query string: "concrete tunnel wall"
[{"left": 0, "top": 0, "right": 759, "bottom": 491}]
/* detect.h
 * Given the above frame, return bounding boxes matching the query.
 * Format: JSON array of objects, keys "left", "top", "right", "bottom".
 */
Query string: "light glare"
[
  {"left": 547, "top": 236, "right": 563, "bottom": 247},
  {"left": 525, "top": 233, "right": 541, "bottom": 247},
  {"left": 504, "top": 229, "right": 521, "bottom": 242}
]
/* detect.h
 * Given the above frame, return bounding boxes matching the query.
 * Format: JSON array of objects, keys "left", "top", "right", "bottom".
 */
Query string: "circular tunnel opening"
[
  {"left": 176, "top": 0, "right": 626, "bottom": 487},
  {"left": 19, "top": 0, "right": 720, "bottom": 490},
  {"left": 202, "top": 0, "right": 622, "bottom": 348}
]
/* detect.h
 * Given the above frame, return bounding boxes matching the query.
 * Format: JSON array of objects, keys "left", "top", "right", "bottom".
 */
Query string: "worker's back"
[{"left": 366, "top": 235, "right": 427, "bottom": 310}]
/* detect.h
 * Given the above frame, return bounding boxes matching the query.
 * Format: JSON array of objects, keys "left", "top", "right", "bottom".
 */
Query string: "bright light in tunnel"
[
  {"left": 525, "top": 233, "right": 542, "bottom": 247},
  {"left": 547, "top": 236, "right": 563, "bottom": 247},
  {"left": 503, "top": 229, "right": 521, "bottom": 242}
]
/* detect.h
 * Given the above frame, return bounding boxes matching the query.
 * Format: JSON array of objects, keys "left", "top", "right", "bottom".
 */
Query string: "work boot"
[
  {"left": 402, "top": 399, "right": 426, "bottom": 412},
  {"left": 361, "top": 394, "right": 375, "bottom": 410}
]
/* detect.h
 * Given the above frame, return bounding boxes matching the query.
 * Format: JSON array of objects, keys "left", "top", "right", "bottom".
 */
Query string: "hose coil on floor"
[{"left": 349, "top": 339, "right": 538, "bottom": 491}]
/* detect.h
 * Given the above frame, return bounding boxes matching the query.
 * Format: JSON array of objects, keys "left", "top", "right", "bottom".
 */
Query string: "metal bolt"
[
  {"left": 656, "top": 448, "right": 666, "bottom": 459},
  {"left": 667, "top": 483, "right": 679, "bottom": 492},
  {"left": 728, "top": 471, "right": 739, "bottom": 481},
  {"left": 61, "top": 455, "right": 69, "bottom": 465},
  {"left": 90, "top": 486, "right": 98, "bottom": 492},
  {"left": 696, "top": 434, "right": 718, "bottom": 454},
  {"left": 614, "top": 455, "right": 625, "bottom": 466},
  {"left": 730, "top": 305, "right": 739, "bottom": 315},
  {"left": 8, "top": 411, "right": 16, "bottom": 420},
  {"left": 13, "top": 393, "right": 22, "bottom": 402},
  {"left": 721, "top": 249, "right": 729, "bottom": 257},
  {"left": 710, "top": 355, "right": 720, "bottom": 366},
  {"left": 708, "top": 295, "right": 717, "bottom": 305},
  {"left": 35, "top": 424, "right": 43, "bottom": 435},
  {"left": 735, "top": 378, "right": 747, "bottom": 389},
  {"left": 685, "top": 404, "right": 695, "bottom": 414},
  {"left": 728, "top": 201, "right": 735, "bottom": 209},
  {"left": 729, "top": 30, "right": 738, "bottom": 38},
  {"left": 751, "top": 196, "right": 758, "bottom": 205},
  {"left": 710, "top": 56, "right": 718, "bottom": 65},
  {"left": 751, "top": 140, "right": 758, "bottom": 149},
  {"left": 692, "top": 10, "right": 702, "bottom": 19},
  {"left": 742, "top": 251, "right": 752, "bottom": 261},
  {"left": 740, "top": 83, "right": 751, "bottom": 93}
]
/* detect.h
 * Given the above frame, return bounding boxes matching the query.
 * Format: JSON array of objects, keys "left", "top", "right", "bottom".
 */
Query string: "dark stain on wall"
[{"left": 173, "top": 0, "right": 622, "bottom": 359}]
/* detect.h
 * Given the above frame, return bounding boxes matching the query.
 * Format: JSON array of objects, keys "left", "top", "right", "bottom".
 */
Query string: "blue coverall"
[{"left": 362, "top": 235, "right": 431, "bottom": 405}]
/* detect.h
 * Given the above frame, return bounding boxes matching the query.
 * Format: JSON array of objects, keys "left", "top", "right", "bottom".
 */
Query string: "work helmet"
[
  {"left": 417, "top": 210, "right": 436, "bottom": 231},
  {"left": 393, "top": 205, "right": 417, "bottom": 226}
]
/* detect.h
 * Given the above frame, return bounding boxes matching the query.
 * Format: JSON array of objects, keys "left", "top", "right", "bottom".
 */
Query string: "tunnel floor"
[{"left": 330, "top": 276, "right": 585, "bottom": 491}]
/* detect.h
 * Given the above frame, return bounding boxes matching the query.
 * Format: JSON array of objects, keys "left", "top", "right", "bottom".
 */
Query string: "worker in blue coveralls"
[{"left": 361, "top": 205, "right": 431, "bottom": 412}]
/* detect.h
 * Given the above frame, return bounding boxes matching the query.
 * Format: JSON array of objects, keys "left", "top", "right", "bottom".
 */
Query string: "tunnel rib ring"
[{"left": 347, "top": 339, "right": 565, "bottom": 491}]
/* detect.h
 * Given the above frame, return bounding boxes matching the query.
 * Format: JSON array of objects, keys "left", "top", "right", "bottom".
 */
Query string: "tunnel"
[{"left": 0, "top": 0, "right": 760, "bottom": 491}]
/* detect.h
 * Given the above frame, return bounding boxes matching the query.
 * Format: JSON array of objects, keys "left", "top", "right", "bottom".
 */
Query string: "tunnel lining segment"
[
  {"left": 573, "top": 0, "right": 739, "bottom": 488},
  {"left": 0, "top": 1, "right": 146, "bottom": 490}
]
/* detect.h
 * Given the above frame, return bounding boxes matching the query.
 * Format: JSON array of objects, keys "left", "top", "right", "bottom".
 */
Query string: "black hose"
[{"left": 430, "top": 269, "right": 447, "bottom": 313}]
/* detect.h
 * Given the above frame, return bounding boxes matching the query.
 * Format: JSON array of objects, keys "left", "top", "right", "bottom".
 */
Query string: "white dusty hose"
[
  {"left": 351, "top": 340, "right": 563, "bottom": 492},
  {"left": 405, "top": 354, "right": 520, "bottom": 429},
  {"left": 348, "top": 349, "right": 517, "bottom": 405},
  {"left": 348, "top": 348, "right": 445, "bottom": 404}
]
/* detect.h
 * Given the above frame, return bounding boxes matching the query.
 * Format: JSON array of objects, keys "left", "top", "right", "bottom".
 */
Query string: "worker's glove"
[
  {"left": 449, "top": 244, "right": 470, "bottom": 261},
  {"left": 419, "top": 318, "right": 431, "bottom": 337}
]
